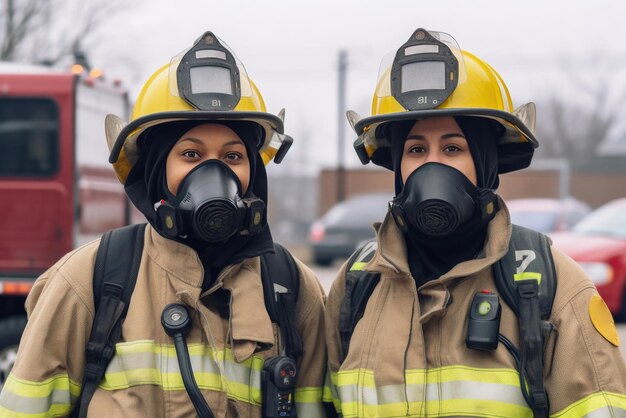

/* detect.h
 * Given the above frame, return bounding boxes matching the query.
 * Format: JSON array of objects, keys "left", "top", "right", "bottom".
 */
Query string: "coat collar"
[
  {"left": 145, "top": 225, "right": 204, "bottom": 287},
  {"left": 145, "top": 226, "right": 275, "bottom": 362},
  {"left": 367, "top": 196, "right": 513, "bottom": 285}
]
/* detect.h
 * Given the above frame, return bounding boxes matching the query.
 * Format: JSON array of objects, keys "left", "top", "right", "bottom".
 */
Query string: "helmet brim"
[
  {"left": 108, "top": 110, "right": 283, "bottom": 164},
  {"left": 353, "top": 107, "right": 538, "bottom": 174},
  {"left": 355, "top": 107, "right": 538, "bottom": 148}
]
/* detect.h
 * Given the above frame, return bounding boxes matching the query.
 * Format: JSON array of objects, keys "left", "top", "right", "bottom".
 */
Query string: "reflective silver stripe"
[
  {"left": 437, "top": 380, "right": 527, "bottom": 406},
  {"left": 551, "top": 392, "right": 626, "bottom": 417},
  {"left": 101, "top": 341, "right": 264, "bottom": 403},
  {"left": 338, "top": 380, "right": 527, "bottom": 407},
  {"left": 355, "top": 241, "right": 377, "bottom": 264},
  {"left": 0, "top": 386, "right": 76, "bottom": 415},
  {"left": 296, "top": 401, "right": 325, "bottom": 417},
  {"left": 104, "top": 343, "right": 262, "bottom": 388}
]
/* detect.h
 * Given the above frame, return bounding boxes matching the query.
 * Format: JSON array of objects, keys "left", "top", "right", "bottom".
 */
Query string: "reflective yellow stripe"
[
  {"left": 552, "top": 392, "right": 626, "bottom": 417},
  {"left": 0, "top": 373, "right": 80, "bottom": 417},
  {"left": 322, "top": 370, "right": 335, "bottom": 403},
  {"left": 294, "top": 387, "right": 322, "bottom": 403},
  {"left": 336, "top": 365, "right": 522, "bottom": 387},
  {"left": 101, "top": 340, "right": 265, "bottom": 405},
  {"left": 295, "top": 388, "right": 325, "bottom": 417},
  {"left": 350, "top": 262, "right": 367, "bottom": 271},
  {"left": 514, "top": 272, "right": 542, "bottom": 283},
  {"left": 2, "top": 374, "right": 81, "bottom": 398},
  {"left": 332, "top": 366, "right": 531, "bottom": 418},
  {"left": 325, "top": 367, "right": 343, "bottom": 412},
  {"left": 411, "top": 365, "right": 523, "bottom": 385}
]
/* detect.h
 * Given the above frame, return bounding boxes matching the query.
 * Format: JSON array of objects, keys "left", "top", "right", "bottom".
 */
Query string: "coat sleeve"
[
  {"left": 290, "top": 258, "right": 334, "bottom": 417},
  {"left": 544, "top": 248, "right": 626, "bottom": 416},
  {"left": 0, "top": 244, "right": 98, "bottom": 418},
  {"left": 323, "top": 262, "right": 349, "bottom": 417}
]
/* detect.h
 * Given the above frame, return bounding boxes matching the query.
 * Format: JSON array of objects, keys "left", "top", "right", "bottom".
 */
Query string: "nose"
[
  {"left": 424, "top": 150, "right": 442, "bottom": 164},
  {"left": 203, "top": 155, "right": 220, "bottom": 163}
]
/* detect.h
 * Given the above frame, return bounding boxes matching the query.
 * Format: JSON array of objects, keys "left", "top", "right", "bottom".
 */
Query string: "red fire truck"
[{"left": 0, "top": 63, "right": 131, "bottom": 386}]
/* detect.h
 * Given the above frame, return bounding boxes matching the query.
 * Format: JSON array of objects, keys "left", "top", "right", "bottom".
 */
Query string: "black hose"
[
  {"left": 173, "top": 333, "right": 215, "bottom": 418},
  {"left": 161, "top": 304, "right": 216, "bottom": 418},
  {"left": 498, "top": 333, "right": 533, "bottom": 408}
]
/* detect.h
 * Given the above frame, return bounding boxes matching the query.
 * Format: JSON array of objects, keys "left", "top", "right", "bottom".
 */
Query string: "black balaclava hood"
[
  {"left": 387, "top": 116, "right": 502, "bottom": 284},
  {"left": 124, "top": 120, "right": 274, "bottom": 288}
]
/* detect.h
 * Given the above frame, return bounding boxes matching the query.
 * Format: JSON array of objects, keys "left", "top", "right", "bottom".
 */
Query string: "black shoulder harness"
[
  {"left": 260, "top": 243, "right": 303, "bottom": 360},
  {"left": 73, "top": 223, "right": 146, "bottom": 418},
  {"left": 493, "top": 224, "right": 556, "bottom": 417},
  {"left": 338, "top": 239, "right": 379, "bottom": 362}
]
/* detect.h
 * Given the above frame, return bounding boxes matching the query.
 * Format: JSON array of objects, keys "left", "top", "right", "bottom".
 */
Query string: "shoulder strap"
[
  {"left": 494, "top": 224, "right": 557, "bottom": 319},
  {"left": 338, "top": 239, "right": 380, "bottom": 363},
  {"left": 493, "top": 224, "right": 556, "bottom": 418},
  {"left": 73, "top": 223, "right": 146, "bottom": 418},
  {"left": 260, "top": 243, "right": 302, "bottom": 360}
]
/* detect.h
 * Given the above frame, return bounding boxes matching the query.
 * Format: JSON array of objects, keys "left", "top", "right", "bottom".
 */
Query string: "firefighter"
[
  {"left": 0, "top": 32, "right": 328, "bottom": 418},
  {"left": 324, "top": 28, "right": 626, "bottom": 417}
]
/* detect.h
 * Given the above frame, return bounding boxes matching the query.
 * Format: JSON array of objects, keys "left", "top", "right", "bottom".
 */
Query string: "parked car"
[
  {"left": 549, "top": 198, "right": 626, "bottom": 321},
  {"left": 507, "top": 198, "right": 591, "bottom": 233},
  {"left": 310, "top": 193, "right": 392, "bottom": 265}
]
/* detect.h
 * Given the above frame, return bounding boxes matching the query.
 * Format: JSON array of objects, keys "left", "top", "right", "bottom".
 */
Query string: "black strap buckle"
[{"left": 517, "top": 281, "right": 539, "bottom": 299}]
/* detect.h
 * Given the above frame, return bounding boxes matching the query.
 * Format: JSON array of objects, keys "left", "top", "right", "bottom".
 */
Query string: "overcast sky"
[{"left": 92, "top": 0, "right": 626, "bottom": 174}]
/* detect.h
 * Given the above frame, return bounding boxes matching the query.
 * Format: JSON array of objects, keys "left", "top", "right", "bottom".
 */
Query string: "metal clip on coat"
[{"left": 161, "top": 304, "right": 216, "bottom": 418}]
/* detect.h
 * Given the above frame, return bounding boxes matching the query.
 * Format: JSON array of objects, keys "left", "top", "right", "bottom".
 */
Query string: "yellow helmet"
[
  {"left": 348, "top": 28, "right": 538, "bottom": 173},
  {"left": 105, "top": 31, "right": 292, "bottom": 184}
]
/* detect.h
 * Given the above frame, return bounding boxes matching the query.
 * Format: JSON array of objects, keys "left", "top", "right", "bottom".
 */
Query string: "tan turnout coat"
[
  {"left": 0, "top": 225, "right": 328, "bottom": 418},
  {"left": 325, "top": 201, "right": 626, "bottom": 417}
]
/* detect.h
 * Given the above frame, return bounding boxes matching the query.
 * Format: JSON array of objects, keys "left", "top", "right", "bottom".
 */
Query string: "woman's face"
[
  {"left": 400, "top": 116, "right": 477, "bottom": 186},
  {"left": 166, "top": 123, "right": 250, "bottom": 196}
]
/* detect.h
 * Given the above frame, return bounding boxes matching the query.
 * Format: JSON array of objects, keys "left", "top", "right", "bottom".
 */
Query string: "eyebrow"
[
  {"left": 406, "top": 133, "right": 466, "bottom": 141},
  {"left": 177, "top": 137, "right": 245, "bottom": 147}
]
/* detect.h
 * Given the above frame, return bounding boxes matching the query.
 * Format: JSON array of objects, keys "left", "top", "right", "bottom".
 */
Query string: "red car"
[{"left": 550, "top": 198, "right": 626, "bottom": 321}]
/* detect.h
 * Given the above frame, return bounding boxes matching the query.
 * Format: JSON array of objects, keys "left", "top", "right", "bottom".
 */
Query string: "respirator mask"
[
  {"left": 155, "top": 160, "right": 265, "bottom": 243},
  {"left": 390, "top": 162, "right": 498, "bottom": 237}
]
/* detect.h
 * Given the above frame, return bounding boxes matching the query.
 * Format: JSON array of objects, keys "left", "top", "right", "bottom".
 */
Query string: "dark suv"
[{"left": 309, "top": 193, "right": 392, "bottom": 265}]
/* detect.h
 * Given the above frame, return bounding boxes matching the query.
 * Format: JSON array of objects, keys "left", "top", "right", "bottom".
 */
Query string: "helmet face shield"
[
  {"left": 390, "top": 29, "right": 461, "bottom": 111},
  {"left": 168, "top": 31, "right": 255, "bottom": 111},
  {"left": 374, "top": 30, "right": 467, "bottom": 112}
]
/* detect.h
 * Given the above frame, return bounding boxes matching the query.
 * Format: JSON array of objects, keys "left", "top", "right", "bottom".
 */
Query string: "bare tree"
[
  {"left": 1, "top": 0, "right": 122, "bottom": 66},
  {"left": 534, "top": 57, "right": 626, "bottom": 167}
]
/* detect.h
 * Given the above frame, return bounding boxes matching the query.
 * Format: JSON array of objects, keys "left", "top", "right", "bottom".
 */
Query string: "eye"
[
  {"left": 182, "top": 150, "right": 201, "bottom": 159},
  {"left": 407, "top": 145, "right": 426, "bottom": 154},
  {"left": 224, "top": 152, "right": 243, "bottom": 162},
  {"left": 443, "top": 144, "right": 463, "bottom": 153}
]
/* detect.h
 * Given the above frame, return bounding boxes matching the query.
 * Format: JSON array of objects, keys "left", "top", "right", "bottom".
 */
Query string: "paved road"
[{"left": 310, "top": 263, "right": 626, "bottom": 361}]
